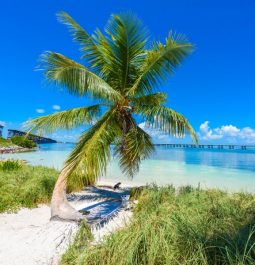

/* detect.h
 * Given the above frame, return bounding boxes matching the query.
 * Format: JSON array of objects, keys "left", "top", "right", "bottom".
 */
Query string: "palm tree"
[{"left": 27, "top": 12, "right": 198, "bottom": 221}]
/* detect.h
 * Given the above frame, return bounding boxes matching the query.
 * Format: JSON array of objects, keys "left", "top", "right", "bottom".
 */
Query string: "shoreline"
[{"left": 0, "top": 146, "right": 36, "bottom": 154}]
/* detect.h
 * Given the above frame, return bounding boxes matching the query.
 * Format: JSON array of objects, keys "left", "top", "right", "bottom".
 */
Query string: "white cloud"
[
  {"left": 214, "top": 125, "right": 240, "bottom": 137},
  {"left": 36, "top": 108, "right": 45, "bottom": 114},
  {"left": 0, "top": 121, "right": 6, "bottom": 127},
  {"left": 139, "top": 122, "right": 184, "bottom": 143},
  {"left": 139, "top": 122, "right": 167, "bottom": 142},
  {"left": 198, "top": 121, "right": 223, "bottom": 140},
  {"left": 198, "top": 121, "right": 255, "bottom": 144},
  {"left": 52, "top": 105, "right": 61, "bottom": 111}
]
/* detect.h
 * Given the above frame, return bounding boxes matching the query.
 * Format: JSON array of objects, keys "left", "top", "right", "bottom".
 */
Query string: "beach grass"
[
  {"left": 0, "top": 163, "right": 58, "bottom": 212},
  {"left": 62, "top": 185, "right": 255, "bottom": 265}
]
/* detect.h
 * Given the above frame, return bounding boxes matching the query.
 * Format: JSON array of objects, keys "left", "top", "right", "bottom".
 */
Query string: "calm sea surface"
[{"left": 1, "top": 143, "right": 255, "bottom": 192}]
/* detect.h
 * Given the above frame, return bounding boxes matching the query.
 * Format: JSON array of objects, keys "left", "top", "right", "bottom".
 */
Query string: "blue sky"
[{"left": 1, "top": 0, "right": 255, "bottom": 143}]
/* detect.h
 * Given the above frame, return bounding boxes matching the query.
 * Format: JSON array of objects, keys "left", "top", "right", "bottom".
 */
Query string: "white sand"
[{"left": 0, "top": 187, "right": 132, "bottom": 265}]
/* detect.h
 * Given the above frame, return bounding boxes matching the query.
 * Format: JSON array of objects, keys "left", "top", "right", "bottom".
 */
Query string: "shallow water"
[{"left": 2, "top": 143, "right": 255, "bottom": 192}]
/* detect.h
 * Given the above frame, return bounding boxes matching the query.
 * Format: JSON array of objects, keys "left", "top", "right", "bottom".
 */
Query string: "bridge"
[
  {"left": 153, "top": 144, "right": 255, "bottom": 151},
  {"left": 7, "top": 129, "right": 57, "bottom": 144},
  {"left": 0, "top": 125, "right": 3, "bottom": 137}
]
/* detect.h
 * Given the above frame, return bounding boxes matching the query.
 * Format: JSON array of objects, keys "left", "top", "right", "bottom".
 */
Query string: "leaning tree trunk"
[{"left": 50, "top": 169, "right": 84, "bottom": 222}]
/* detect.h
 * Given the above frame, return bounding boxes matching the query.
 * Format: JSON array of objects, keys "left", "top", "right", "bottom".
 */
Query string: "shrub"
[
  {"left": 0, "top": 165, "right": 58, "bottom": 212},
  {"left": 0, "top": 137, "right": 12, "bottom": 147},
  {"left": 11, "top": 136, "right": 37, "bottom": 148},
  {"left": 0, "top": 159, "right": 24, "bottom": 171}
]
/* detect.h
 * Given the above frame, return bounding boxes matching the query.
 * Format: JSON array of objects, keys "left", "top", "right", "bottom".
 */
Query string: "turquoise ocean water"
[{"left": 1, "top": 143, "right": 255, "bottom": 192}]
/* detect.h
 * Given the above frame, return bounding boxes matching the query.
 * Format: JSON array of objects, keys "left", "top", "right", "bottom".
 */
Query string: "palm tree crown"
[{"left": 28, "top": 12, "right": 197, "bottom": 189}]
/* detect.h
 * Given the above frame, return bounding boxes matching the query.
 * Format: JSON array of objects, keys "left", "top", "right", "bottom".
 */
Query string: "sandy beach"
[{"left": 0, "top": 186, "right": 133, "bottom": 265}]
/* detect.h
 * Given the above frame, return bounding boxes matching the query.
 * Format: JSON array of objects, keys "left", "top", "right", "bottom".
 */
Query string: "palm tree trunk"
[{"left": 50, "top": 168, "right": 84, "bottom": 222}]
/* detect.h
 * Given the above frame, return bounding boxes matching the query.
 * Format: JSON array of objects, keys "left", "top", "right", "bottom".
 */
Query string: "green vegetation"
[
  {"left": 0, "top": 137, "right": 12, "bottom": 147},
  {"left": 11, "top": 136, "right": 37, "bottom": 149},
  {"left": 0, "top": 162, "right": 58, "bottom": 212},
  {"left": 0, "top": 159, "right": 24, "bottom": 171},
  {"left": 62, "top": 221, "right": 94, "bottom": 263},
  {"left": 27, "top": 12, "right": 197, "bottom": 192},
  {"left": 62, "top": 186, "right": 255, "bottom": 265},
  {"left": 0, "top": 136, "right": 36, "bottom": 149}
]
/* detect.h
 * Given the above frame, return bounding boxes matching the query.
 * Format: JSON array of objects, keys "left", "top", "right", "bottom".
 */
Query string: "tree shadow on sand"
[
  {"left": 67, "top": 186, "right": 130, "bottom": 227},
  {"left": 67, "top": 186, "right": 130, "bottom": 202}
]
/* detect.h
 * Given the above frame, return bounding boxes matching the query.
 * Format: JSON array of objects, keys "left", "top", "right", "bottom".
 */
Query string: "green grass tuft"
[
  {"left": 0, "top": 163, "right": 58, "bottom": 212},
  {"left": 62, "top": 185, "right": 255, "bottom": 265},
  {"left": 62, "top": 221, "right": 94, "bottom": 265},
  {"left": 0, "top": 159, "right": 24, "bottom": 171}
]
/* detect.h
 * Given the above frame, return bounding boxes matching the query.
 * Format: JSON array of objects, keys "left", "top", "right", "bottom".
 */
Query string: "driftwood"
[{"left": 97, "top": 182, "right": 122, "bottom": 190}]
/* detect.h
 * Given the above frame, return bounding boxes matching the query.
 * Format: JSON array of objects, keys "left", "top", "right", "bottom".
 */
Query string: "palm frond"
[
  {"left": 115, "top": 125, "right": 154, "bottom": 177},
  {"left": 105, "top": 13, "right": 148, "bottom": 91},
  {"left": 57, "top": 11, "right": 114, "bottom": 75},
  {"left": 128, "top": 32, "right": 193, "bottom": 96},
  {"left": 25, "top": 105, "right": 102, "bottom": 134},
  {"left": 63, "top": 108, "right": 122, "bottom": 189},
  {"left": 40, "top": 52, "right": 121, "bottom": 102},
  {"left": 137, "top": 105, "right": 198, "bottom": 143},
  {"left": 131, "top": 92, "right": 167, "bottom": 109},
  {"left": 91, "top": 29, "right": 117, "bottom": 77}
]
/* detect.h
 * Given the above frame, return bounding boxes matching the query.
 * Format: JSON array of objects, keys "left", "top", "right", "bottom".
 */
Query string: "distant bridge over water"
[
  {"left": 154, "top": 144, "right": 255, "bottom": 151},
  {"left": 7, "top": 129, "right": 57, "bottom": 144}
]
